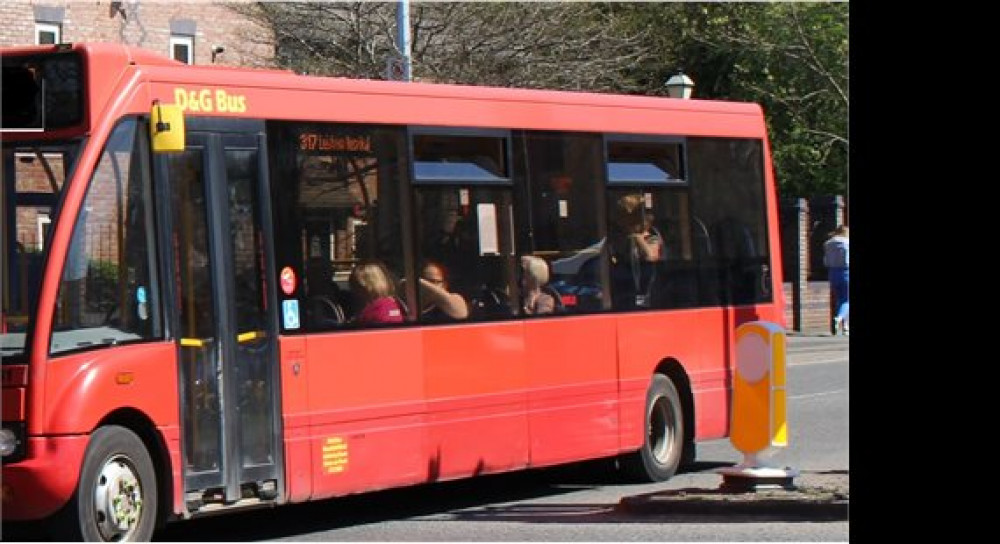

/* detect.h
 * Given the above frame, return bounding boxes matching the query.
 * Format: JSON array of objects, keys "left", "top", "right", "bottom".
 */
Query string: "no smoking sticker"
[{"left": 280, "top": 266, "right": 297, "bottom": 295}]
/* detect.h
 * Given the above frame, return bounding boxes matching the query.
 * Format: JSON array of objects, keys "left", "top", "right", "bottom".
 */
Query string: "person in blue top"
[{"left": 823, "top": 225, "right": 850, "bottom": 336}]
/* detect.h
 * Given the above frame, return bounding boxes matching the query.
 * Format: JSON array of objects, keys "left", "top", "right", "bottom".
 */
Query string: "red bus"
[{"left": 2, "top": 42, "right": 785, "bottom": 540}]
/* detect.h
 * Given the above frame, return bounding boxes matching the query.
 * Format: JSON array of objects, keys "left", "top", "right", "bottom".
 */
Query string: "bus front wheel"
[
  {"left": 620, "top": 374, "right": 684, "bottom": 482},
  {"left": 56, "top": 425, "right": 158, "bottom": 542}
]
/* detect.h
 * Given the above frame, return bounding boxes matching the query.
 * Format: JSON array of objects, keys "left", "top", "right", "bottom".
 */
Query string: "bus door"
[{"left": 158, "top": 120, "right": 282, "bottom": 509}]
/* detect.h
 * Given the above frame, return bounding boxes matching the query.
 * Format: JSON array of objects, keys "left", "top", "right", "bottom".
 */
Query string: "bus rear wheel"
[
  {"left": 620, "top": 374, "right": 685, "bottom": 482},
  {"left": 55, "top": 425, "right": 158, "bottom": 542}
]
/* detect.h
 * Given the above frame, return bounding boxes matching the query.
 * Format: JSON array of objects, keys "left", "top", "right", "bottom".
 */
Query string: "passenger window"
[
  {"left": 606, "top": 138, "right": 697, "bottom": 310},
  {"left": 268, "top": 122, "right": 408, "bottom": 330},
  {"left": 513, "top": 131, "right": 606, "bottom": 314},
  {"left": 50, "top": 118, "right": 162, "bottom": 354},
  {"left": 412, "top": 132, "right": 517, "bottom": 323},
  {"left": 687, "top": 138, "right": 771, "bottom": 305}
]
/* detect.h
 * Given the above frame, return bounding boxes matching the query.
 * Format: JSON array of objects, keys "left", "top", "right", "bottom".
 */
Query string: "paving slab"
[{"left": 618, "top": 470, "right": 848, "bottom": 521}]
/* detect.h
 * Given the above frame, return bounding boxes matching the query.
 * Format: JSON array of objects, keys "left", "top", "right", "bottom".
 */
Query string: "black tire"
[
  {"left": 54, "top": 425, "right": 158, "bottom": 542},
  {"left": 619, "top": 374, "right": 685, "bottom": 482}
]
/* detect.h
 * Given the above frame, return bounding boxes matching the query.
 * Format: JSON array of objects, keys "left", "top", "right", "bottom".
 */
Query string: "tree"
[
  {"left": 231, "top": 1, "right": 651, "bottom": 91},
  {"left": 612, "top": 2, "right": 848, "bottom": 197}
]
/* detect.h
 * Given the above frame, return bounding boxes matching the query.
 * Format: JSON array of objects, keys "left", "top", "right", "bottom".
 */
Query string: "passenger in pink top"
[{"left": 349, "top": 260, "right": 404, "bottom": 325}]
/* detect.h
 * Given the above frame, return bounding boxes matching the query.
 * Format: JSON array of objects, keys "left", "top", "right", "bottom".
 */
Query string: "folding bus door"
[{"left": 159, "top": 120, "right": 283, "bottom": 511}]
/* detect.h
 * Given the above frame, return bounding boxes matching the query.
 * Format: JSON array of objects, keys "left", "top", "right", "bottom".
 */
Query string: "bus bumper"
[{"left": 1, "top": 435, "right": 88, "bottom": 520}]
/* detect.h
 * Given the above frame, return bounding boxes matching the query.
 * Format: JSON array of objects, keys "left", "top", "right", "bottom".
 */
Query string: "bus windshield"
[{"left": 1, "top": 139, "right": 82, "bottom": 362}]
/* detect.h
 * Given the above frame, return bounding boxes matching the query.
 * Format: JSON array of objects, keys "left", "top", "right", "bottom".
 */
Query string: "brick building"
[{"left": 0, "top": 0, "right": 274, "bottom": 67}]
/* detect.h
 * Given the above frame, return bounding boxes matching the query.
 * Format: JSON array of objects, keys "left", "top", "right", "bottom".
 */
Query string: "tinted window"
[
  {"left": 269, "top": 122, "right": 408, "bottom": 330},
  {"left": 687, "top": 138, "right": 771, "bottom": 305},
  {"left": 1, "top": 51, "right": 84, "bottom": 130},
  {"left": 413, "top": 131, "right": 515, "bottom": 322},
  {"left": 513, "top": 131, "right": 607, "bottom": 314}
]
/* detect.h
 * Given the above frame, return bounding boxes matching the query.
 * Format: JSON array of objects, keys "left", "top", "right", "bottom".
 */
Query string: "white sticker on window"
[{"left": 477, "top": 203, "right": 499, "bottom": 255}]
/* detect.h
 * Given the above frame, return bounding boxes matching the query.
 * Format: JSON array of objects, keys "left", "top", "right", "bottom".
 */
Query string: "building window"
[
  {"left": 35, "top": 22, "right": 61, "bottom": 45},
  {"left": 170, "top": 35, "right": 194, "bottom": 64}
]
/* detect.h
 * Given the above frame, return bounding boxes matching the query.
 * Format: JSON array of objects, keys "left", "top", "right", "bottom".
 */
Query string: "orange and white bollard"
[{"left": 719, "top": 321, "right": 799, "bottom": 491}]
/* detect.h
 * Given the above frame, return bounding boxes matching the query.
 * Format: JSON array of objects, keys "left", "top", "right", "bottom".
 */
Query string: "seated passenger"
[
  {"left": 520, "top": 255, "right": 556, "bottom": 315},
  {"left": 349, "top": 260, "right": 404, "bottom": 325},
  {"left": 633, "top": 212, "right": 665, "bottom": 263},
  {"left": 418, "top": 261, "right": 469, "bottom": 321},
  {"left": 305, "top": 259, "right": 346, "bottom": 328}
]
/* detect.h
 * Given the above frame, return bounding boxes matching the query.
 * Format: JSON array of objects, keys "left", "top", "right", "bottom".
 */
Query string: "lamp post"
[
  {"left": 396, "top": 0, "right": 412, "bottom": 81},
  {"left": 665, "top": 71, "right": 695, "bottom": 99}
]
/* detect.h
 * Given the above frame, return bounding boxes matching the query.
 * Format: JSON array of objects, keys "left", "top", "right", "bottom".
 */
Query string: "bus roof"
[{"left": 4, "top": 42, "right": 767, "bottom": 138}]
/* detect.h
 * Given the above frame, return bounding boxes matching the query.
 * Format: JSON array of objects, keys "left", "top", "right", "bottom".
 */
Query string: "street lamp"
[{"left": 665, "top": 71, "right": 695, "bottom": 99}]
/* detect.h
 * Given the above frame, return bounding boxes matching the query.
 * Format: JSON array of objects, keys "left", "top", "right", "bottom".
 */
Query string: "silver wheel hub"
[
  {"left": 93, "top": 455, "right": 143, "bottom": 540},
  {"left": 649, "top": 396, "right": 676, "bottom": 464}
]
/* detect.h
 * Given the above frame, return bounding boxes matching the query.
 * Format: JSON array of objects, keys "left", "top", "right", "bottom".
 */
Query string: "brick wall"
[
  {"left": 783, "top": 281, "right": 833, "bottom": 334},
  {"left": 780, "top": 195, "right": 847, "bottom": 334},
  {"left": 0, "top": 1, "right": 273, "bottom": 67}
]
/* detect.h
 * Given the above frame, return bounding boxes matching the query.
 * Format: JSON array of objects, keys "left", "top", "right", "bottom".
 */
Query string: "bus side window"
[
  {"left": 687, "top": 138, "right": 771, "bottom": 306},
  {"left": 513, "top": 131, "right": 607, "bottom": 314},
  {"left": 268, "top": 122, "right": 408, "bottom": 331},
  {"left": 411, "top": 132, "right": 518, "bottom": 324}
]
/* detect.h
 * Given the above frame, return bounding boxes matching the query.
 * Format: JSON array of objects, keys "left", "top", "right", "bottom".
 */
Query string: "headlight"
[
  {"left": 0, "top": 423, "right": 25, "bottom": 462},
  {"left": 0, "top": 428, "right": 19, "bottom": 456}
]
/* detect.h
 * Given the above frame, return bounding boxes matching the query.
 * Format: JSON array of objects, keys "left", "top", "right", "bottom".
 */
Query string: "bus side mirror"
[{"left": 150, "top": 102, "right": 185, "bottom": 153}]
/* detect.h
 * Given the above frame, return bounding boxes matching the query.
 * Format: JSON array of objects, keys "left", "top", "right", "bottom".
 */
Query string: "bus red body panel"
[
  {"left": 145, "top": 80, "right": 764, "bottom": 141},
  {"left": 2, "top": 343, "right": 181, "bottom": 519},
  {"left": 279, "top": 337, "right": 313, "bottom": 503},
  {"left": 41, "top": 343, "right": 179, "bottom": 434},
  {"left": 302, "top": 329, "right": 426, "bottom": 499},
  {"left": 157, "top": 424, "right": 185, "bottom": 516},
  {"left": 1, "top": 435, "right": 88, "bottom": 520},
  {"left": 421, "top": 324, "right": 528, "bottom": 480},
  {"left": 525, "top": 315, "right": 619, "bottom": 467}
]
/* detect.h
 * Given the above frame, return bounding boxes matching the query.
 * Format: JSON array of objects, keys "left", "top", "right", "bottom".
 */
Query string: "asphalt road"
[{"left": 3, "top": 334, "right": 848, "bottom": 542}]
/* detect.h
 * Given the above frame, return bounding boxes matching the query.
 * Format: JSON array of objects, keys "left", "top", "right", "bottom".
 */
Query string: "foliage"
[{"left": 611, "top": 2, "right": 848, "bottom": 198}]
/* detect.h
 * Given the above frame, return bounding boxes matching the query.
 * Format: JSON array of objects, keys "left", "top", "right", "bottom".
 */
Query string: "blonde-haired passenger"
[
  {"left": 520, "top": 255, "right": 556, "bottom": 315},
  {"left": 349, "top": 260, "right": 404, "bottom": 325}
]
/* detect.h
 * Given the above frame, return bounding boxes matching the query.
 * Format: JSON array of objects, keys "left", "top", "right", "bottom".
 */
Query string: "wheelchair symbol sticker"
[{"left": 282, "top": 299, "right": 300, "bottom": 330}]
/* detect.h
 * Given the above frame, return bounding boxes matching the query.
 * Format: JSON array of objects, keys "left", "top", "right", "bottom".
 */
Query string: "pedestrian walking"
[{"left": 823, "top": 225, "right": 849, "bottom": 335}]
